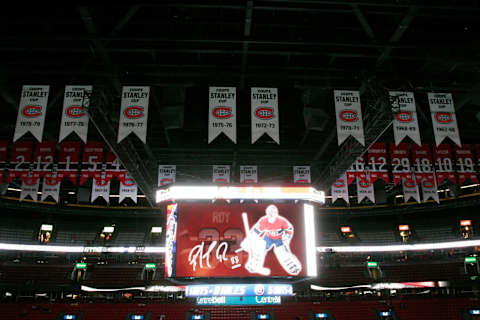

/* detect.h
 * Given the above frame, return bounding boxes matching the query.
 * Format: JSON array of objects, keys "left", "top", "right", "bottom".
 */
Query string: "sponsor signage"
[
  {"left": 186, "top": 284, "right": 293, "bottom": 297},
  {"left": 170, "top": 203, "right": 307, "bottom": 277},
  {"left": 251, "top": 87, "right": 279, "bottom": 144},
  {"left": 196, "top": 295, "right": 281, "bottom": 306}
]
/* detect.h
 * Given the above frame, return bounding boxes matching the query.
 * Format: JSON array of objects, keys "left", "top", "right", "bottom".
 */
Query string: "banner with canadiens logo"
[
  {"left": 14, "top": 85, "right": 50, "bottom": 142},
  {"left": 59, "top": 85, "right": 91, "bottom": 143},
  {"left": 31, "top": 141, "right": 56, "bottom": 184},
  {"left": 389, "top": 91, "right": 421, "bottom": 146},
  {"left": 251, "top": 87, "right": 279, "bottom": 144},
  {"left": 8, "top": 141, "right": 34, "bottom": 183},
  {"left": 57, "top": 141, "right": 81, "bottom": 185},
  {"left": 433, "top": 144, "right": 456, "bottom": 185},
  {"left": 80, "top": 141, "right": 104, "bottom": 185},
  {"left": 367, "top": 142, "right": 389, "bottom": 183},
  {"left": 209, "top": 87, "right": 236, "bottom": 143},
  {"left": 331, "top": 173, "right": 349, "bottom": 203},
  {"left": 356, "top": 172, "right": 375, "bottom": 203},
  {"left": 334, "top": 90, "right": 365, "bottom": 146},
  {"left": 91, "top": 172, "right": 110, "bottom": 203},
  {"left": 158, "top": 165, "right": 176, "bottom": 186},
  {"left": 119, "top": 172, "right": 137, "bottom": 203},
  {"left": 293, "top": 166, "right": 311, "bottom": 184},
  {"left": 0, "top": 141, "right": 8, "bottom": 183},
  {"left": 42, "top": 164, "right": 61, "bottom": 202},
  {"left": 402, "top": 176, "right": 420, "bottom": 203},
  {"left": 428, "top": 93, "right": 461, "bottom": 147},
  {"left": 240, "top": 165, "right": 258, "bottom": 184},
  {"left": 454, "top": 144, "right": 478, "bottom": 185},
  {"left": 213, "top": 165, "right": 230, "bottom": 183},
  {"left": 20, "top": 173, "right": 39, "bottom": 202},
  {"left": 411, "top": 144, "right": 438, "bottom": 203},
  {"left": 118, "top": 86, "right": 150, "bottom": 143}
]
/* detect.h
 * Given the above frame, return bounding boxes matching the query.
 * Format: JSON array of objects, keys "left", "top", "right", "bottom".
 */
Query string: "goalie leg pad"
[
  {"left": 245, "top": 237, "right": 270, "bottom": 276},
  {"left": 274, "top": 245, "right": 302, "bottom": 275}
]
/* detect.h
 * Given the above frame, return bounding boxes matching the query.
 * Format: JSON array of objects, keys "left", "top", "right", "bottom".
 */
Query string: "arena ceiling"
[{"left": 1, "top": 1, "right": 480, "bottom": 206}]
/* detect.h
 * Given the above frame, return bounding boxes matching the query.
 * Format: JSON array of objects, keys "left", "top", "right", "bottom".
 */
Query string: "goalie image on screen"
[{"left": 240, "top": 204, "right": 302, "bottom": 276}]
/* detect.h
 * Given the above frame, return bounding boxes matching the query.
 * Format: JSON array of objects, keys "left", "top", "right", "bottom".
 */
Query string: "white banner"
[
  {"left": 332, "top": 173, "right": 349, "bottom": 204},
  {"left": 213, "top": 165, "right": 230, "bottom": 183},
  {"left": 59, "top": 85, "right": 91, "bottom": 143},
  {"left": 41, "top": 166, "right": 60, "bottom": 203},
  {"left": 356, "top": 174, "right": 375, "bottom": 203},
  {"left": 240, "top": 165, "right": 258, "bottom": 184},
  {"left": 402, "top": 178, "right": 420, "bottom": 203},
  {"left": 428, "top": 93, "right": 461, "bottom": 147},
  {"left": 334, "top": 90, "right": 364, "bottom": 146},
  {"left": 14, "top": 85, "right": 50, "bottom": 142},
  {"left": 91, "top": 176, "right": 111, "bottom": 203},
  {"left": 420, "top": 178, "right": 439, "bottom": 203},
  {"left": 251, "top": 87, "right": 279, "bottom": 144},
  {"left": 158, "top": 165, "right": 176, "bottom": 187},
  {"left": 119, "top": 172, "right": 137, "bottom": 204},
  {"left": 118, "top": 86, "right": 150, "bottom": 143},
  {"left": 390, "top": 91, "right": 421, "bottom": 146},
  {"left": 208, "top": 87, "right": 236, "bottom": 143},
  {"left": 20, "top": 178, "right": 39, "bottom": 202},
  {"left": 293, "top": 166, "right": 311, "bottom": 184}
]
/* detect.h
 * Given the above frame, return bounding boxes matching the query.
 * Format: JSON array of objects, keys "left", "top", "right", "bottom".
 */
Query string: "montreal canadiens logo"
[
  {"left": 66, "top": 105, "right": 85, "bottom": 118},
  {"left": 212, "top": 106, "right": 232, "bottom": 119},
  {"left": 333, "top": 179, "right": 345, "bottom": 188},
  {"left": 403, "top": 180, "right": 415, "bottom": 188},
  {"left": 395, "top": 111, "right": 413, "bottom": 123},
  {"left": 254, "top": 284, "right": 265, "bottom": 296},
  {"left": 215, "top": 178, "right": 228, "bottom": 183},
  {"left": 160, "top": 178, "right": 173, "bottom": 186},
  {"left": 423, "top": 180, "right": 434, "bottom": 188},
  {"left": 243, "top": 178, "right": 255, "bottom": 183},
  {"left": 295, "top": 179, "right": 308, "bottom": 184},
  {"left": 339, "top": 109, "right": 358, "bottom": 122},
  {"left": 255, "top": 107, "right": 274, "bottom": 120},
  {"left": 124, "top": 106, "right": 144, "bottom": 119},
  {"left": 435, "top": 112, "right": 452, "bottom": 123},
  {"left": 359, "top": 180, "right": 371, "bottom": 188},
  {"left": 22, "top": 105, "right": 42, "bottom": 118}
]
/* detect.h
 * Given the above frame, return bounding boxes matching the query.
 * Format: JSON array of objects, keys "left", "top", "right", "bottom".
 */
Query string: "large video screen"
[{"left": 166, "top": 203, "right": 309, "bottom": 277}]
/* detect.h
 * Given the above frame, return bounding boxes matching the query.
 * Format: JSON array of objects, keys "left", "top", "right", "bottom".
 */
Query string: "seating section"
[
  {"left": 114, "top": 232, "right": 146, "bottom": 246},
  {"left": 0, "top": 226, "right": 34, "bottom": 244},
  {"left": 1, "top": 298, "right": 479, "bottom": 319},
  {"left": 55, "top": 230, "right": 97, "bottom": 245}
]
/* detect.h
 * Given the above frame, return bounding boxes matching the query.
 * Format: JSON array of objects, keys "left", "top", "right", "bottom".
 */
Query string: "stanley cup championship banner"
[
  {"left": 251, "top": 88, "right": 279, "bottom": 144},
  {"left": 455, "top": 144, "right": 478, "bottom": 185},
  {"left": 14, "top": 85, "right": 49, "bottom": 142},
  {"left": 293, "top": 166, "right": 311, "bottom": 184},
  {"left": 390, "top": 91, "right": 421, "bottom": 146},
  {"left": 428, "top": 93, "right": 461, "bottom": 147},
  {"left": 331, "top": 173, "right": 349, "bottom": 203},
  {"left": 334, "top": 90, "right": 365, "bottom": 146},
  {"left": 213, "top": 165, "right": 230, "bottom": 184},
  {"left": 118, "top": 86, "right": 150, "bottom": 143},
  {"left": 412, "top": 144, "right": 438, "bottom": 203},
  {"left": 209, "top": 87, "right": 236, "bottom": 143},
  {"left": 158, "top": 165, "right": 176, "bottom": 186},
  {"left": 367, "top": 142, "right": 389, "bottom": 183},
  {"left": 240, "top": 165, "right": 258, "bottom": 184},
  {"left": 170, "top": 203, "right": 307, "bottom": 277},
  {"left": 434, "top": 144, "right": 456, "bottom": 185},
  {"left": 59, "top": 85, "right": 91, "bottom": 143}
]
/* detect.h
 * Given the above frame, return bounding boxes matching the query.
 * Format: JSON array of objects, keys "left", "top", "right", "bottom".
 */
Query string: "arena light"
[
  {"left": 156, "top": 186, "right": 325, "bottom": 203},
  {"left": 398, "top": 225, "right": 410, "bottom": 231},
  {"left": 151, "top": 227, "right": 162, "bottom": 233},
  {"left": 317, "top": 239, "right": 480, "bottom": 253},
  {"left": 340, "top": 226, "right": 351, "bottom": 233},
  {"left": 102, "top": 226, "right": 114, "bottom": 233},
  {"left": 460, "top": 220, "right": 472, "bottom": 226},
  {"left": 40, "top": 224, "right": 53, "bottom": 231},
  {"left": 304, "top": 203, "right": 317, "bottom": 277}
]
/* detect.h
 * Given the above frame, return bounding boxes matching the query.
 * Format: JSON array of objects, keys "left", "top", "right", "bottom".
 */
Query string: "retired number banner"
[
  {"left": 411, "top": 144, "right": 438, "bottom": 203},
  {"left": 118, "top": 86, "right": 150, "bottom": 143},
  {"left": 14, "top": 85, "right": 49, "bottom": 142},
  {"left": 251, "top": 87, "right": 279, "bottom": 144},
  {"left": 32, "top": 141, "right": 56, "bottom": 184},
  {"left": 334, "top": 90, "right": 365, "bottom": 146},
  {"left": 454, "top": 144, "right": 478, "bottom": 185},
  {"left": 80, "top": 141, "right": 104, "bottom": 185},
  {"left": 293, "top": 166, "right": 311, "bottom": 184},
  {"left": 389, "top": 91, "right": 421, "bottom": 146},
  {"left": 0, "top": 141, "right": 8, "bottom": 183},
  {"left": 91, "top": 172, "right": 110, "bottom": 203},
  {"left": 367, "top": 142, "right": 389, "bottom": 183},
  {"left": 347, "top": 155, "right": 365, "bottom": 185},
  {"left": 59, "top": 85, "right": 91, "bottom": 143},
  {"left": 240, "top": 165, "right": 258, "bottom": 184},
  {"left": 433, "top": 144, "right": 456, "bottom": 185},
  {"left": 57, "top": 141, "right": 81, "bottom": 185},
  {"left": 428, "top": 93, "right": 461, "bottom": 147},
  {"left": 356, "top": 172, "right": 375, "bottom": 203},
  {"left": 209, "top": 87, "right": 236, "bottom": 143},
  {"left": 105, "top": 150, "right": 124, "bottom": 184},
  {"left": 8, "top": 141, "right": 34, "bottom": 183},
  {"left": 42, "top": 163, "right": 61, "bottom": 203}
]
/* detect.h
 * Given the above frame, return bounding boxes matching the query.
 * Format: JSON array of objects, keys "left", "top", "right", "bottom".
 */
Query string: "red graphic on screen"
[{"left": 175, "top": 203, "right": 306, "bottom": 277}]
